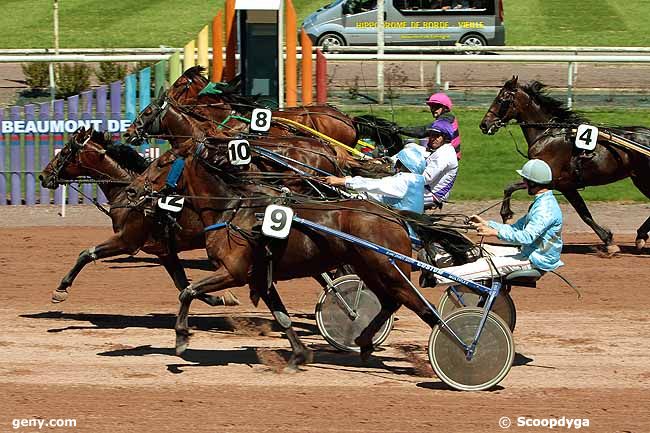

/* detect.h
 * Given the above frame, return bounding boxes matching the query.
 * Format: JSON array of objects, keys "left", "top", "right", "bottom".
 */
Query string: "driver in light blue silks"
[{"left": 323, "top": 146, "right": 426, "bottom": 214}]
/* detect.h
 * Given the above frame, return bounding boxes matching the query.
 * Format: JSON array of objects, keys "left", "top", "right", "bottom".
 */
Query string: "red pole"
[
  {"left": 300, "top": 28, "right": 313, "bottom": 105},
  {"left": 212, "top": 11, "right": 224, "bottom": 82},
  {"left": 285, "top": 0, "right": 298, "bottom": 107},
  {"left": 224, "top": 0, "right": 236, "bottom": 81},
  {"left": 316, "top": 48, "right": 327, "bottom": 104}
]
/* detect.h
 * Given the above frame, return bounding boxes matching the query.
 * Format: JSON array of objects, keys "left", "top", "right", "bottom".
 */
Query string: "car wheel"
[
  {"left": 317, "top": 33, "right": 346, "bottom": 51},
  {"left": 459, "top": 34, "right": 487, "bottom": 54}
]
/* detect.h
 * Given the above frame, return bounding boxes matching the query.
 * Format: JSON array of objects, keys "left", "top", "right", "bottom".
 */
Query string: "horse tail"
[{"left": 353, "top": 115, "right": 404, "bottom": 156}]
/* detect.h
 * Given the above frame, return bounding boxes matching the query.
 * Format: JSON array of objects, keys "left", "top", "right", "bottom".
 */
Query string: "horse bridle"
[
  {"left": 49, "top": 134, "right": 118, "bottom": 186},
  {"left": 486, "top": 88, "right": 517, "bottom": 131},
  {"left": 128, "top": 94, "right": 171, "bottom": 144}
]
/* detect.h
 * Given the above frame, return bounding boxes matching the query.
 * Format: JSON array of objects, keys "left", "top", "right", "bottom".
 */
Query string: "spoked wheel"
[
  {"left": 438, "top": 285, "right": 517, "bottom": 331},
  {"left": 428, "top": 307, "right": 515, "bottom": 391},
  {"left": 315, "top": 274, "right": 394, "bottom": 352}
]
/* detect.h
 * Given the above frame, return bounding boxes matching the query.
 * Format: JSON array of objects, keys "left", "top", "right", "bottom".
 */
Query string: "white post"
[
  {"left": 567, "top": 61, "right": 574, "bottom": 109},
  {"left": 60, "top": 185, "right": 67, "bottom": 218},
  {"left": 278, "top": 2, "right": 284, "bottom": 108},
  {"left": 377, "top": 0, "right": 385, "bottom": 104},
  {"left": 419, "top": 59, "right": 424, "bottom": 88},
  {"left": 435, "top": 61, "right": 441, "bottom": 92},
  {"left": 51, "top": 0, "right": 59, "bottom": 101}
]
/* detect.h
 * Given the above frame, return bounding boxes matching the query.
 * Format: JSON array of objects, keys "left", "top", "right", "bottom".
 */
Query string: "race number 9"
[
  {"left": 250, "top": 108, "right": 272, "bottom": 133},
  {"left": 261, "top": 204, "right": 294, "bottom": 239},
  {"left": 227, "top": 139, "right": 251, "bottom": 165},
  {"left": 575, "top": 124, "right": 598, "bottom": 151}
]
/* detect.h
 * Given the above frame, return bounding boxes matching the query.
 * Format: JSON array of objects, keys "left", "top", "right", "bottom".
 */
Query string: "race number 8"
[
  {"left": 227, "top": 139, "right": 251, "bottom": 165},
  {"left": 250, "top": 108, "right": 272, "bottom": 133},
  {"left": 575, "top": 124, "right": 598, "bottom": 151},
  {"left": 262, "top": 204, "right": 294, "bottom": 239}
]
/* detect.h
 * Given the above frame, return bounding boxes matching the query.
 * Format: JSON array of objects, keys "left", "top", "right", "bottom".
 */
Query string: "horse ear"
[{"left": 505, "top": 75, "right": 518, "bottom": 90}]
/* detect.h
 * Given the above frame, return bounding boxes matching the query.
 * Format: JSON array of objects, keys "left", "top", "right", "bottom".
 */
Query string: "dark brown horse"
[
  {"left": 165, "top": 66, "right": 403, "bottom": 155},
  {"left": 129, "top": 145, "right": 444, "bottom": 369},
  {"left": 39, "top": 127, "right": 237, "bottom": 306},
  {"left": 480, "top": 76, "right": 650, "bottom": 253},
  {"left": 123, "top": 92, "right": 391, "bottom": 179}
]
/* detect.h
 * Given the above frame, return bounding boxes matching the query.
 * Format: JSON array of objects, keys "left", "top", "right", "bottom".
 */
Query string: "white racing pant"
[{"left": 435, "top": 244, "right": 533, "bottom": 286}]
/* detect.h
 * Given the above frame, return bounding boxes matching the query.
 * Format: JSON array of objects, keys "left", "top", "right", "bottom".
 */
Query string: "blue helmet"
[
  {"left": 395, "top": 146, "right": 426, "bottom": 175},
  {"left": 427, "top": 119, "right": 455, "bottom": 141}
]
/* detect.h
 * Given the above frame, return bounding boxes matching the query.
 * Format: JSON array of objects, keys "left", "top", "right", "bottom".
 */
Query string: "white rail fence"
[{"left": 4, "top": 46, "right": 650, "bottom": 108}]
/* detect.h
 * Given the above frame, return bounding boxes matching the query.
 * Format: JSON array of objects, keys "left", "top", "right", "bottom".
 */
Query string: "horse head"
[
  {"left": 167, "top": 66, "right": 210, "bottom": 103},
  {"left": 480, "top": 75, "right": 527, "bottom": 135},
  {"left": 123, "top": 91, "right": 170, "bottom": 145},
  {"left": 40, "top": 127, "right": 110, "bottom": 188}
]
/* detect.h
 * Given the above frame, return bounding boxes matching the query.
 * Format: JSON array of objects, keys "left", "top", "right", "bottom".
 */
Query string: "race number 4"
[
  {"left": 157, "top": 196, "right": 185, "bottom": 212},
  {"left": 250, "top": 108, "right": 272, "bottom": 133},
  {"left": 575, "top": 124, "right": 598, "bottom": 151},
  {"left": 227, "top": 139, "right": 251, "bottom": 165},
  {"left": 261, "top": 204, "right": 294, "bottom": 239}
]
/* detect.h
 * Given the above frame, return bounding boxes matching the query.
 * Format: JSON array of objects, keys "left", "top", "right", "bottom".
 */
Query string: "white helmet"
[{"left": 516, "top": 159, "right": 553, "bottom": 184}]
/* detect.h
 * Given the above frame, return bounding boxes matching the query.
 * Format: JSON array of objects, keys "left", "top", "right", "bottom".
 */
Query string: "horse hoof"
[
  {"left": 222, "top": 291, "right": 241, "bottom": 306},
  {"left": 635, "top": 238, "right": 646, "bottom": 250},
  {"left": 606, "top": 244, "right": 620, "bottom": 255},
  {"left": 51, "top": 290, "right": 69, "bottom": 303},
  {"left": 175, "top": 333, "right": 191, "bottom": 356},
  {"left": 283, "top": 365, "right": 300, "bottom": 374}
]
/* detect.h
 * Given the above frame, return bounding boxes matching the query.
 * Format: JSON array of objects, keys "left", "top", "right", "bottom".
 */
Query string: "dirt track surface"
[{"left": 1, "top": 206, "right": 649, "bottom": 433}]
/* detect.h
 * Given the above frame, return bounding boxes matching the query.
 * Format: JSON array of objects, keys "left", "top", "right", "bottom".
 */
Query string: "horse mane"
[
  {"left": 183, "top": 66, "right": 210, "bottom": 83},
  {"left": 522, "top": 81, "right": 588, "bottom": 123},
  {"left": 94, "top": 132, "right": 150, "bottom": 174}
]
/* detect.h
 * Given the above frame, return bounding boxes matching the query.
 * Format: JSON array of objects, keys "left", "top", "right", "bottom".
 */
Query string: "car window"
[{"left": 393, "top": 0, "right": 491, "bottom": 14}]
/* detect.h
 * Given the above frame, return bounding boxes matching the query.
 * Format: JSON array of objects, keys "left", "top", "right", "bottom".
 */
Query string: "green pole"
[
  {"left": 154, "top": 59, "right": 168, "bottom": 97},
  {"left": 169, "top": 52, "right": 181, "bottom": 84}
]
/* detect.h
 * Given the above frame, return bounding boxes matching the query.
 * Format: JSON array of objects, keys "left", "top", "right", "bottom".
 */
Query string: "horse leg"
[
  {"left": 635, "top": 217, "right": 650, "bottom": 250},
  {"left": 562, "top": 189, "right": 618, "bottom": 253},
  {"left": 158, "top": 253, "right": 240, "bottom": 307},
  {"left": 52, "top": 235, "right": 136, "bottom": 303},
  {"left": 500, "top": 180, "right": 526, "bottom": 222},
  {"left": 628, "top": 174, "right": 650, "bottom": 249},
  {"left": 258, "top": 283, "right": 313, "bottom": 371},
  {"left": 174, "top": 267, "right": 240, "bottom": 355},
  {"left": 354, "top": 297, "right": 400, "bottom": 362}
]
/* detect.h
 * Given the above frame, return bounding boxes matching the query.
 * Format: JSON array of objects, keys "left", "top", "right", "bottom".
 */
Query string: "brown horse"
[
  {"left": 165, "top": 66, "right": 404, "bottom": 155},
  {"left": 129, "top": 145, "right": 444, "bottom": 369},
  {"left": 39, "top": 127, "right": 237, "bottom": 306},
  {"left": 123, "top": 92, "right": 391, "bottom": 179},
  {"left": 480, "top": 76, "right": 650, "bottom": 253}
]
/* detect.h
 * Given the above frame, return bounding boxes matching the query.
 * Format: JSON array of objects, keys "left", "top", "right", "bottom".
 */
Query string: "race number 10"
[
  {"left": 227, "top": 139, "right": 252, "bottom": 165},
  {"left": 261, "top": 204, "right": 294, "bottom": 239},
  {"left": 250, "top": 108, "right": 272, "bottom": 133},
  {"left": 575, "top": 124, "right": 598, "bottom": 151}
]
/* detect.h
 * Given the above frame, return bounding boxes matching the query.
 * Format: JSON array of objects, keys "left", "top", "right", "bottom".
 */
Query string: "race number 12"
[
  {"left": 575, "top": 124, "right": 598, "bottom": 151},
  {"left": 250, "top": 108, "right": 272, "bottom": 133},
  {"left": 261, "top": 204, "right": 294, "bottom": 239}
]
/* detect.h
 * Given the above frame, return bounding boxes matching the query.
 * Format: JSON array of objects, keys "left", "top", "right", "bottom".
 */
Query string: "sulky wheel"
[
  {"left": 438, "top": 285, "right": 517, "bottom": 331},
  {"left": 428, "top": 307, "right": 515, "bottom": 391},
  {"left": 315, "top": 274, "right": 393, "bottom": 352}
]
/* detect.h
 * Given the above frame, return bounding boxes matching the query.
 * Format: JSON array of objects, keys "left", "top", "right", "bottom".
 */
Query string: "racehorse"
[
  {"left": 480, "top": 76, "right": 650, "bottom": 253},
  {"left": 129, "top": 142, "right": 460, "bottom": 369},
  {"left": 123, "top": 91, "right": 392, "bottom": 179},
  {"left": 164, "top": 66, "right": 402, "bottom": 155},
  {"left": 39, "top": 127, "right": 236, "bottom": 306}
]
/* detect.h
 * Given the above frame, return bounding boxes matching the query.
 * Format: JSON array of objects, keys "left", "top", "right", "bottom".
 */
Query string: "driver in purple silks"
[{"left": 398, "top": 92, "right": 462, "bottom": 160}]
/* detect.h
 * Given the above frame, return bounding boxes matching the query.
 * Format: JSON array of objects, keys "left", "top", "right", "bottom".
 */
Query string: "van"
[{"left": 302, "top": 0, "right": 505, "bottom": 48}]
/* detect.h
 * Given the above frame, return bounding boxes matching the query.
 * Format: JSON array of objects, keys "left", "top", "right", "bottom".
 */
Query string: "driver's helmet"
[
  {"left": 427, "top": 119, "right": 455, "bottom": 141},
  {"left": 516, "top": 159, "right": 553, "bottom": 184},
  {"left": 426, "top": 93, "right": 453, "bottom": 110},
  {"left": 395, "top": 146, "right": 426, "bottom": 175}
]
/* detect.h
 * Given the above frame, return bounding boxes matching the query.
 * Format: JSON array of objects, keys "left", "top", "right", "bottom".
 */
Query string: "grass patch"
[
  {"left": 345, "top": 105, "right": 650, "bottom": 201},
  {"left": 2, "top": 0, "right": 650, "bottom": 48}
]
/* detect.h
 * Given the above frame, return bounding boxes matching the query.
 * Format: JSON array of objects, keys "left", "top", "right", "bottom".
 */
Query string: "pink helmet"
[{"left": 426, "top": 93, "right": 453, "bottom": 110}]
